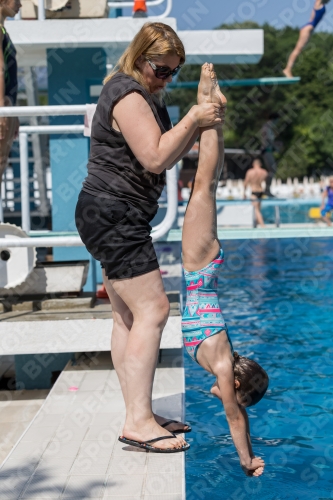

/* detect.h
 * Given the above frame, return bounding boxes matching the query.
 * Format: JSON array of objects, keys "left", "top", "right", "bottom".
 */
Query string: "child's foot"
[
  {"left": 197, "top": 62, "right": 213, "bottom": 105},
  {"left": 283, "top": 68, "right": 293, "bottom": 78},
  {"left": 209, "top": 65, "right": 227, "bottom": 108},
  {"left": 321, "top": 216, "right": 332, "bottom": 226}
]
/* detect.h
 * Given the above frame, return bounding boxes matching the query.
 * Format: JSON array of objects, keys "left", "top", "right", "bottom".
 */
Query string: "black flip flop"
[
  {"left": 161, "top": 419, "right": 192, "bottom": 434},
  {"left": 118, "top": 433, "right": 190, "bottom": 453}
]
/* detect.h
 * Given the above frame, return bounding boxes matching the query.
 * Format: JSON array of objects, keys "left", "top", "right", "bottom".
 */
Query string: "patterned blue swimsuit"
[{"left": 182, "top": 248, "right": 233, "bottom": 363}]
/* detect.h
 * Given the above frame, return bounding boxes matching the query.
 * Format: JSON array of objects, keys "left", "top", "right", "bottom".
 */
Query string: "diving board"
[
  {"left": 26, "top": 224, "right": 333, "bottom": 243},
  {"left": 168, "top": 77, "right": 300, "bottom": 89},
  {"left": 161, "top": 225, "right": 333, "bottom": 242},
  {"left": 7, "top": 19, "right": 264, "bottom": 67}
]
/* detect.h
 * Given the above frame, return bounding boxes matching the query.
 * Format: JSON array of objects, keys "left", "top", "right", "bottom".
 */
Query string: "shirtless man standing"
[{"left": 244, "top": 158, "right": 268, "bottom": 227}]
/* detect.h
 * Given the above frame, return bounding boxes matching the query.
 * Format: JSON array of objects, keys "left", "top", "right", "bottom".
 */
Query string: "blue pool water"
[
  {"left": 184, "top": 238, "right": 333, "bottom": 500},
  {"left": 261, "top": 202, "right": 319, "bottom": 224}
]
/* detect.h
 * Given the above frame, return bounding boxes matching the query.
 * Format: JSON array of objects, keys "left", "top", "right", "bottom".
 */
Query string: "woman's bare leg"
[
  {"left": 103, "top": 272, "right": 133, "bottom": 405},
  {"left": 182, "top": 64, "right": 226, "bottom": 271},
  {"left": 283, "top": 25, "right": 313, "bottom": 78},
  {"left": 103, "top": 271, "right": 190, "bottom": 433},
  {"left": 103, "top": 269, "right": 187, "bottom": 450}
]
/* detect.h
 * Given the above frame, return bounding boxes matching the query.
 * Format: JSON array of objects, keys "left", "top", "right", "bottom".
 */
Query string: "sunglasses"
[{"left": 146, "top": 58, "right": 182, "bottom": 80}]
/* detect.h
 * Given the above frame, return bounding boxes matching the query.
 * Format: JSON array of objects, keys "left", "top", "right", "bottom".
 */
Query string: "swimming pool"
[{"left": 184, "top": 237, "right": 333, "bottom": 500}]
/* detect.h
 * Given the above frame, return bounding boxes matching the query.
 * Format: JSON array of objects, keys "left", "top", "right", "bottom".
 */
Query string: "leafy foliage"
[{"left": 169, "top": 22, "right": 333, "bottom": 180}]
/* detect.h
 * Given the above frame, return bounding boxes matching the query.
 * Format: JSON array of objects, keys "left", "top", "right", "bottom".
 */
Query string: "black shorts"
[
  {"left": 252, "top": 191, "right": 263, "bottom": 200},
  {"left": 75, "top": 191, "right": 159, "bottom": 280}
]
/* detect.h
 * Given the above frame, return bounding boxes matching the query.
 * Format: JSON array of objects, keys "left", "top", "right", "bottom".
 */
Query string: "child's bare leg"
[
  {"left": 324, "top": 213, "right": 332, "bottom": 226},
  {"left": 182, "top": 64, "right": 226, "bottom": 271},
  {"left": 283, "top": 25, "right": 312, "bottom": 78}
]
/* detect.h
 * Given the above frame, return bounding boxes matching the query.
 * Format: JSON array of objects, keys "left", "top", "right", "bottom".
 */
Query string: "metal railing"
[{"left": 0, "top": 104, "right": 179, "bottom": 246}]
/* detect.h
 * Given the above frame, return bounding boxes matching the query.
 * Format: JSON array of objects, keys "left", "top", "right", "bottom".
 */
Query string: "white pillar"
[
  {"left": 19, "top": 132, "right": 30, "bottom": 233},
  {"left": 38, "top": 0, "right": 45, "bottom": 21}
]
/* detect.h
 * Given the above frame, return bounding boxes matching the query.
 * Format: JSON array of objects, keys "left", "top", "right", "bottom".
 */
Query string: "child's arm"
[
  {"left": 219, "top": 364, "right": 264, "bottom": 474},
  {"left": 239, "top": 405, "right": 254, "bottom": 458}
]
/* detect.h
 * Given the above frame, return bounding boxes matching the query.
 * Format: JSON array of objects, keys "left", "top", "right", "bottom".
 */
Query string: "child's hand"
[{"left": 241, "top": 456, "right": 265, "bottom": 477}]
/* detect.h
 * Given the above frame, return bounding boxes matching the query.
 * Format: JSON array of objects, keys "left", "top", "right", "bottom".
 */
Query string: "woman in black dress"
[{"left": 76, "top": 22, "right": 222, "bottom": 452}]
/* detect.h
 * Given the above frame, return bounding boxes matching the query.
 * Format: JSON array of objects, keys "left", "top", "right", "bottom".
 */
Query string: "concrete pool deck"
[
  {"left": 0, "top": 350, "right": 185, "bottom": 500},
  {"left": 0, "top": 389, "right": 49, "bottom": 465}
]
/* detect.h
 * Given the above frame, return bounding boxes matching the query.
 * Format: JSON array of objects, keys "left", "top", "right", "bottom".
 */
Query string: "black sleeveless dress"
[{"left": 75, "top": 73, "right": 172, "bottom": 280}]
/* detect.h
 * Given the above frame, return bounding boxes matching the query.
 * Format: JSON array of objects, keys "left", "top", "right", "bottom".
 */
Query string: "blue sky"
[{"left": 122, "top": 0, "right": 333, "bottom": 32}]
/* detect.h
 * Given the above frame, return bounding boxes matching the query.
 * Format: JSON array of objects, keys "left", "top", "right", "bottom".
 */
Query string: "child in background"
[{"left": 321, "top": 177, "right": 333, "bottom": 226}]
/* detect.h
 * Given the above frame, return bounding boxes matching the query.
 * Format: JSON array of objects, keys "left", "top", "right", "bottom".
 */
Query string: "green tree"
[{"left": 169, "top": 22, "right": 333, "bottom": 180}]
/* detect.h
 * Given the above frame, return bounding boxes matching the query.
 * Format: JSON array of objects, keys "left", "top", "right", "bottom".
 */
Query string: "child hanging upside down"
[{"left": 181, "top": 63, "right": 269, "bottom": 477}]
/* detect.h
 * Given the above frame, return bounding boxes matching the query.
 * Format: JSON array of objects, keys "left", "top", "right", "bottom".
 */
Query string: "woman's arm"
[
  {"left": 166, "top": 129, "right": 199, "bottom": 170},
  {"left": 112, "top": 91, "right": 221, "bottom": 174}
]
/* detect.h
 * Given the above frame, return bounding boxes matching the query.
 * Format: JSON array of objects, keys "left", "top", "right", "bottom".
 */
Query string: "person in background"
[
  {"left": 244, "top": 158, "right": 268, "bottom": 228},
  {"left": 283, "top": 0, "right": 331, "bottom": 78},
  {"left": 320, "top": 177, "right": 333, "bottom": 226},
  {"left": 0, "top": 0, "right": 20, "bottom": 193}
]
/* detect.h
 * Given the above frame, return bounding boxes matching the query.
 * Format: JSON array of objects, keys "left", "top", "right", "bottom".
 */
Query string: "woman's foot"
[
  {"left": 283, "top": 68, "right": 293, "bottom": 78},
  {"left": 154, "top": 413, "right": 190, "bottom": 433},
  {"left": 122, "top": 417, "right": 188, "bottom": 451}
]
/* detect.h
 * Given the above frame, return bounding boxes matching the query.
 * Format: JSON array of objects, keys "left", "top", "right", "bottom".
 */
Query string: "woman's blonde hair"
[{"left": 104, "top": 22, "right": 185, "bottom": 90}]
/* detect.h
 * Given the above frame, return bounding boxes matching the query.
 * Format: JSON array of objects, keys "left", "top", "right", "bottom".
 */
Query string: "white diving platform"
[
  {"left": 6, "top": 18, "right": 263, "bottom": 66},
  {"left": 0, "top": 351, "right": 185, "bottom": 499}
]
